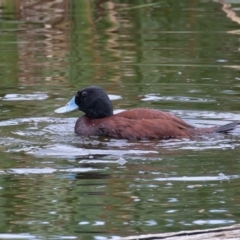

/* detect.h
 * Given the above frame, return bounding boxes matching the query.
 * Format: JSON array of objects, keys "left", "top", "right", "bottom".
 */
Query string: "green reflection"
[
  {"left": 0, "top": 0, "right": 18, "bottom": 86},
  {"left": 0, "top": 0, "right": 239, "bottom": 239}
]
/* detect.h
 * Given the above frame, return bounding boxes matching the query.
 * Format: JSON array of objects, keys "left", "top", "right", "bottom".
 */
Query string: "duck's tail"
[
  {"left": 215, "top": 120, "right": 240, "bottom": 133},
  {"left": 195, "top": 120, "right": 240, "bottom": 135}
]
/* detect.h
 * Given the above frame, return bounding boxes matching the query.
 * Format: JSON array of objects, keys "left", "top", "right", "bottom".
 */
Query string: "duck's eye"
[{"left": 81, "top": 91, "right": 87, "bottom": 98}]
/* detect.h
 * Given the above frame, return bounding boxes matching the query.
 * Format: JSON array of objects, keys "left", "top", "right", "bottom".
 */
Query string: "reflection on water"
[
  {"left": 0, "top": 0, "right": 240, "bottom": 239},
  {"left": 1, "top": 0, "right": 71, "bottom": 85},
  {"left": 2, "top": 92, "right": 48, "bottom": 100},
  {"left": 0, "top": 110, "right": 239, "bottom": 238}
]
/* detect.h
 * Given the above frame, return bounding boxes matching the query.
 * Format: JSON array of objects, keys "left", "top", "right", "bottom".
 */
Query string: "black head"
[{"left": 75, "top": 86, "right": 113, "bottom": 118}]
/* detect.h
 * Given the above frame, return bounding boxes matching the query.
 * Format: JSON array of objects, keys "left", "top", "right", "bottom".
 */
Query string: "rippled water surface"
[{"left": 1, "top": 0, "right": 240, "bottom": 239}]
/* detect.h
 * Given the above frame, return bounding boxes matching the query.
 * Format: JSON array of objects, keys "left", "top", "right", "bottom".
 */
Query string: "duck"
[{"left": 54, "top": 86, "right": 240, "bottom": 140}]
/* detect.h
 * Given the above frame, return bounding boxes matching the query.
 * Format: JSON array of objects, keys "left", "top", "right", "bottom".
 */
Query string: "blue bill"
[{"left": 54, "top": 96, "right": 78, "bottom": 114}]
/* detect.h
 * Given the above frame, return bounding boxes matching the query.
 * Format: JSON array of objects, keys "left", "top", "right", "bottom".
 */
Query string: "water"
[{"left": 0, "top": 0, "right": 240, "bottom": 239}]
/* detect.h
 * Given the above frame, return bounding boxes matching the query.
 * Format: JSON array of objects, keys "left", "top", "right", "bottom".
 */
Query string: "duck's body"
[
  {"left": 55, "top": 86, "right": 239, "bottom": 140},
  {"left": 74, "top": 108, "right": 217, "bottom": 140}
]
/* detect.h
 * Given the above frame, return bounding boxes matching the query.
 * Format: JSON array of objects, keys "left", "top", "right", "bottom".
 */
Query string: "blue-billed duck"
[{"left": 55, "top": 86, "right": 239, "bottom": 140}]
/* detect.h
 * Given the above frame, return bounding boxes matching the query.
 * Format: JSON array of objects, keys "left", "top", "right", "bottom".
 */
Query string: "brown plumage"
[{"left": 57, "top": 86, "right": 240, "bottom": 140}]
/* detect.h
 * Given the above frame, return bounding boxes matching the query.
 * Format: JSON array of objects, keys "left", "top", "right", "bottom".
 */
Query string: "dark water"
[{"left": 1, "top": 0, "right": 240, "bottom": 239}]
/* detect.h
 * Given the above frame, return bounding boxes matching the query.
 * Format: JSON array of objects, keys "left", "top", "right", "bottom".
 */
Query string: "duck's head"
[{"left": 55, "top": 86, "right": 113, "bottom": 118}]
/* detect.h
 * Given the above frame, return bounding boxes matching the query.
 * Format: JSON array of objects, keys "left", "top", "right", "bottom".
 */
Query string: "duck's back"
[
  {"left": 116, "top": 108, "right": 193, "bottom": 128},
  {"left": 74, "top": 108, "right": 223, "bottom": 140},
  {"left": 98, "top": 108, "right": 197, "bottom": 140}
]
